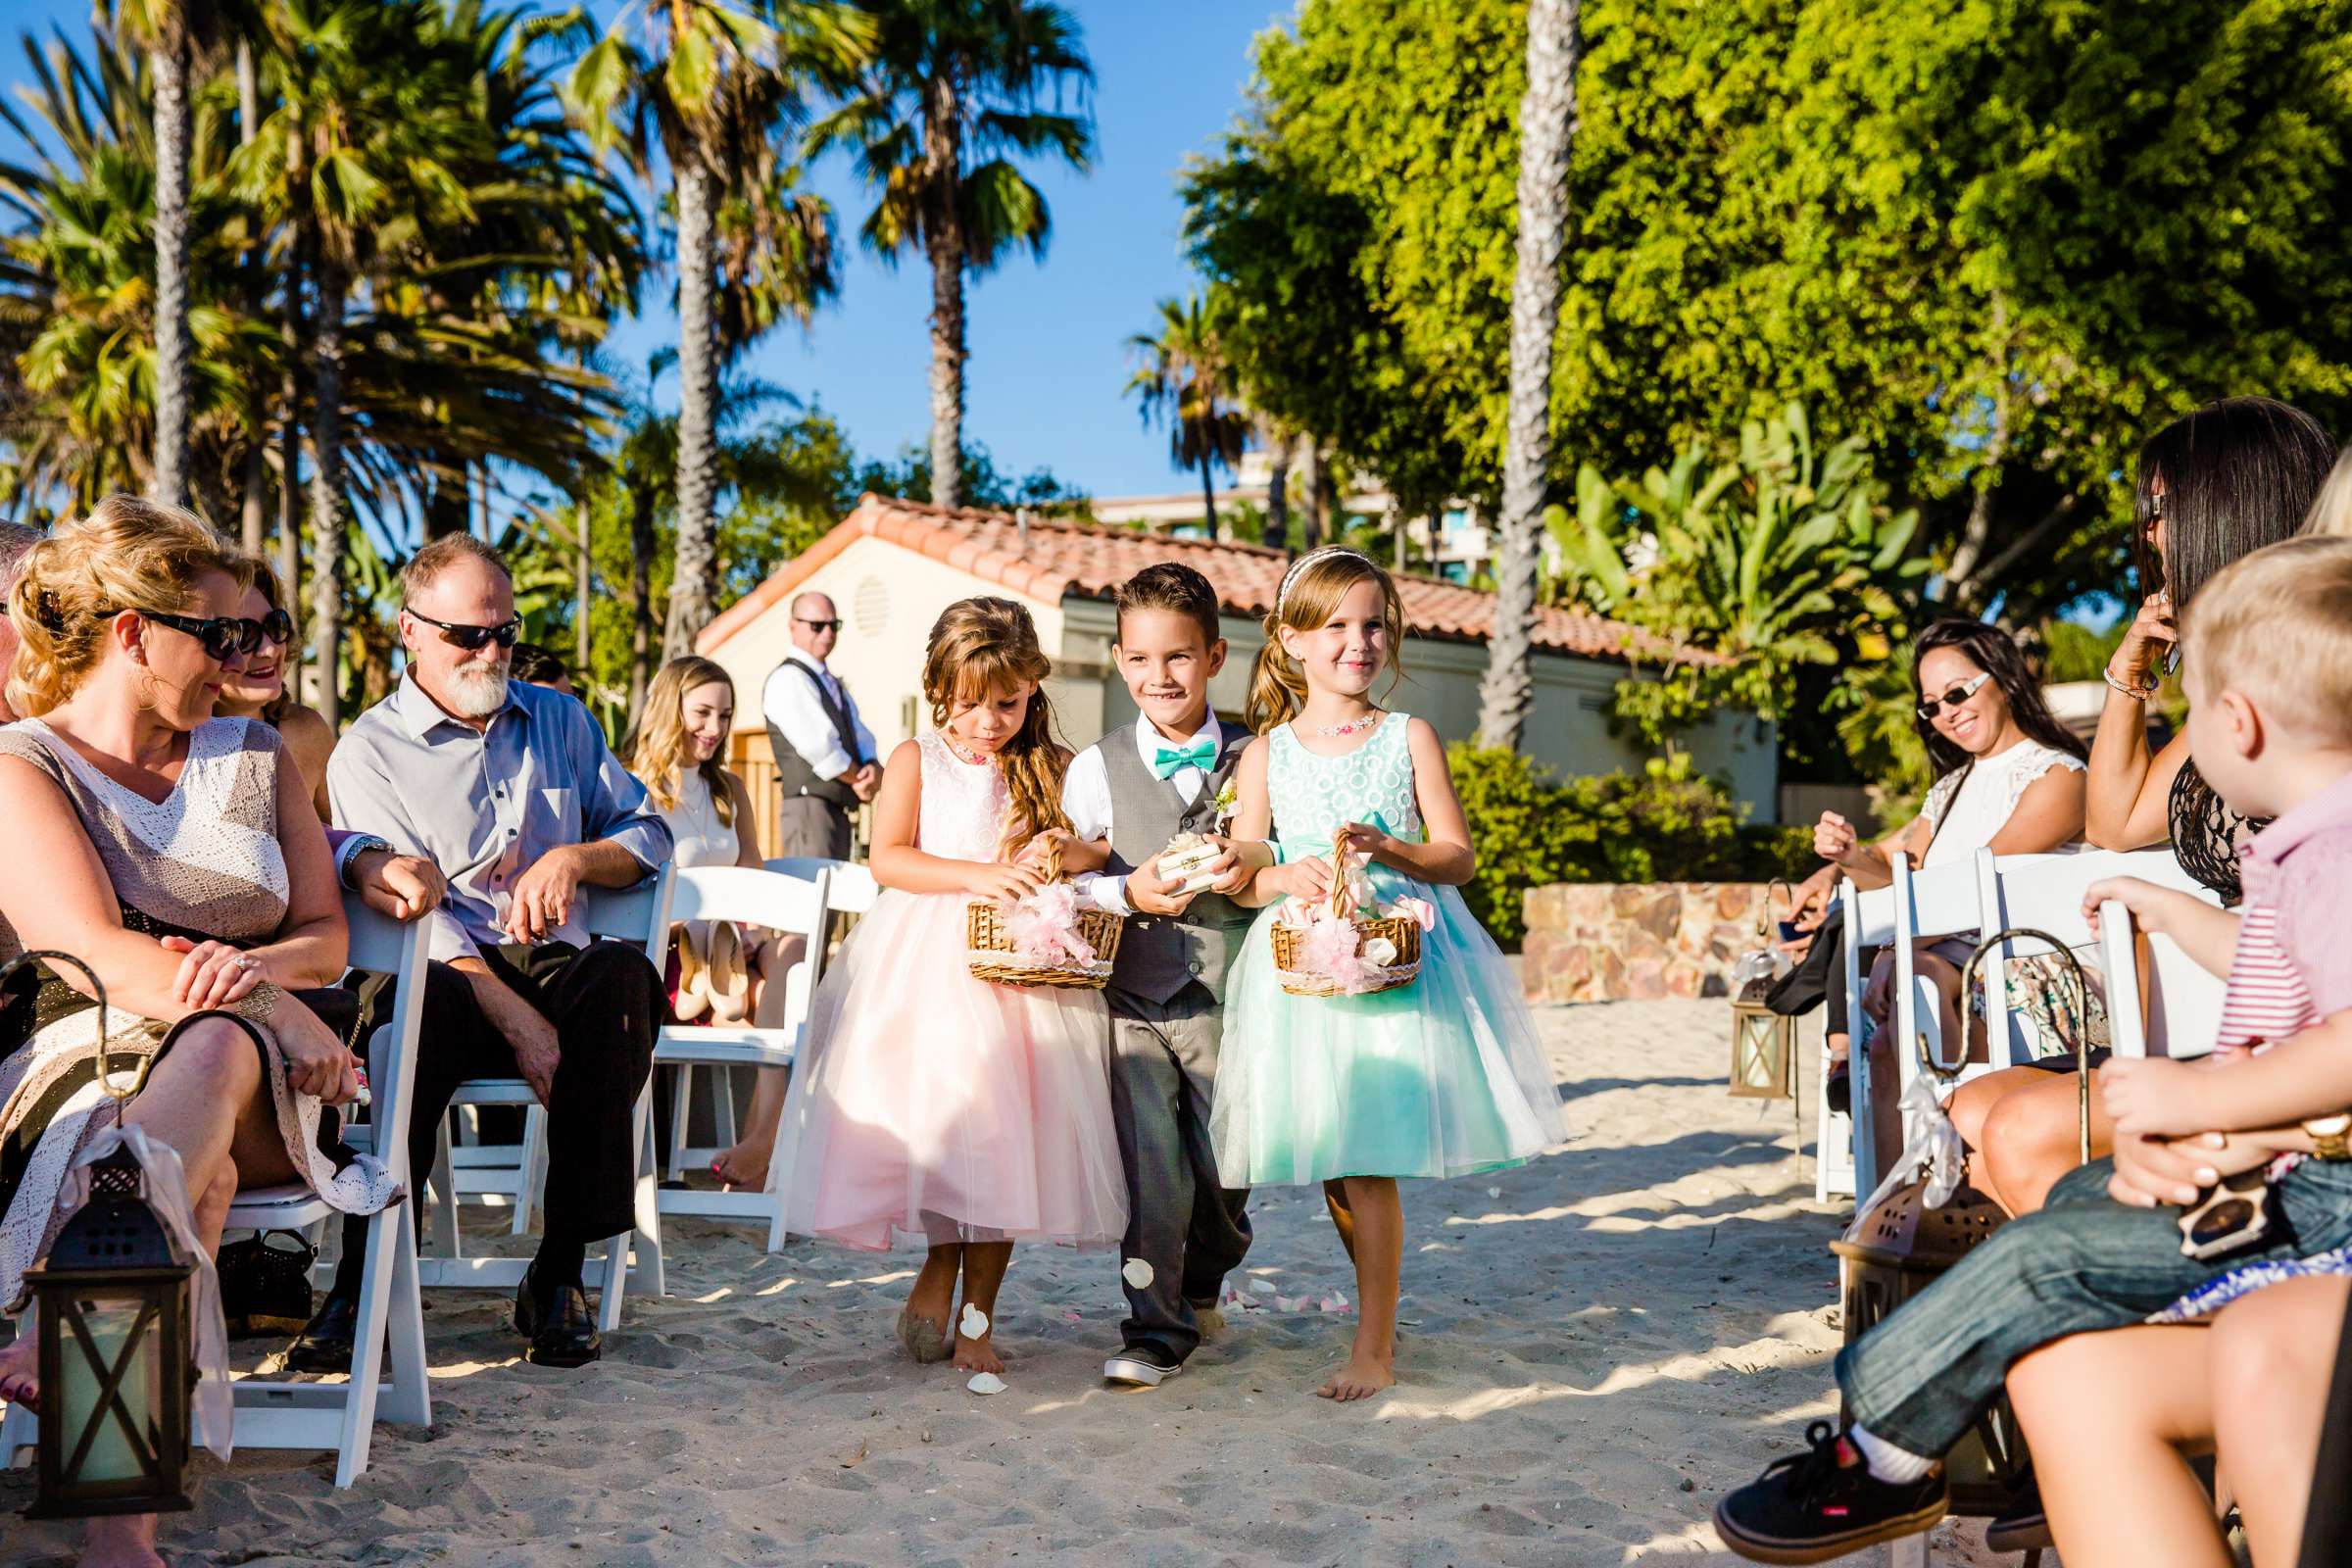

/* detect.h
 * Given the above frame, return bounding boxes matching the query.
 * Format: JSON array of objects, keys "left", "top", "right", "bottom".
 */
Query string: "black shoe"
[
  {"left": 1102, "top": 1342, "right": 1184, "bottom": 1388},
  {"left": 1826, "top": 1060, "right": 1852, "bottom": 1118},
  {"left": 1983, "top": 1473, "right": 2049, "bottom": 1552},
  {"left": 1713, "top": 1422, "right": 1947, "bottom": 1564},
  {"left": 285, "top": 1293, "right": 360, "bottom": 1374},
  {"left": 514, "top": 1263, "right": 601, "bottom": 1368}
]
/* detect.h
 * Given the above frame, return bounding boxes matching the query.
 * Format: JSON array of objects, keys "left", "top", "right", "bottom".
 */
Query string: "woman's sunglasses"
[
  {"left": 137, "top": 610, "right": 270, "bottom": 662},
  {"left": 1917, "top": 670, "right": 1993, "bottom": 721},
  {"left": 404, "top": 607, "right": 522, "bottom": 651},
  {"left": 259, "top": 608, "right": 295, "bottom": 647}
]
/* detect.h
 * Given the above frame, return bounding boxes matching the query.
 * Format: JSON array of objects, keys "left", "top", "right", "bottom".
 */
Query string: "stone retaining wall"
[{"left": 1521, "top": 882, "right": 1788, "bottom": 1004}]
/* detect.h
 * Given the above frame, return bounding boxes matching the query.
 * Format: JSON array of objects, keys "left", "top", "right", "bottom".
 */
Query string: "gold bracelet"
[{"left": 2103, "top": 664, "right": 2155, "bottom": 702}]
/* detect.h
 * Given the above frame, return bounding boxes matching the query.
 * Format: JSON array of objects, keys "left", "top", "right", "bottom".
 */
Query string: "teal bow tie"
[{"left": 1152, "top": 741, "right": 1218, "bottom": 780}]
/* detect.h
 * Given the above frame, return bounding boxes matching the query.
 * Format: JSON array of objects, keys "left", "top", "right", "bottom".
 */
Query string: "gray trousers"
[
  {"left": 776, "top": 795, "right": 852, "bottom": 860},
  {"left": 1108, "top": 984, "right": 1251, "bottom": 1361}
]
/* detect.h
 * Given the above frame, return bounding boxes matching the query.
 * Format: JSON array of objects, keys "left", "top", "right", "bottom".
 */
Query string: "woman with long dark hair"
[{"left": 1807, "top": 617, "right": 2089, "bottom": 1174}]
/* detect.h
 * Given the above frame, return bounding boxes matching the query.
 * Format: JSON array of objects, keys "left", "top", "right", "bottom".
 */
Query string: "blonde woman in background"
[
  {"left": 625, "top": 656, "right": 797, "bottom": 1188},
  {"left": 2306, "top": 446, "right": 2352, "bottom": 537}
]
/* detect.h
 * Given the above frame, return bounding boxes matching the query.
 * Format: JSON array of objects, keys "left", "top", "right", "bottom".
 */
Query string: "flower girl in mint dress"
[{"left": 1214, "top": 548, "right": 1566, "bottom": 1400}]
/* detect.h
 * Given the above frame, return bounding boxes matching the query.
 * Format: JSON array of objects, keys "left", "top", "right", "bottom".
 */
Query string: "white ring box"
[{"left": 1158, "top": 833, "right": 1225, "bottom": 896}]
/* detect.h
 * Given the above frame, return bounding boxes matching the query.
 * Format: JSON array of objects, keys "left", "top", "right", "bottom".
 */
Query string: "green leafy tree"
[
  {"left": 1549, "top": 403, "right": 1926, "bottom": 746},
  {"left": 845, "top": 436, "right": 1082, "bottom": 513},
  {"left": 814, "top": 0, "right": 1093, "bottom": 510},
  {"left": 1185, "top": 0, "right": 2352, "bottom": 633},
  {"left": 1123, "top": 293, "right": 1249, "bottom": 532}
]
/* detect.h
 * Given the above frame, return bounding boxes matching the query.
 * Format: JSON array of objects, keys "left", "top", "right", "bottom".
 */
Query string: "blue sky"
[{"left": 3, "top": 0, "right": 1292, "bottom": 504}]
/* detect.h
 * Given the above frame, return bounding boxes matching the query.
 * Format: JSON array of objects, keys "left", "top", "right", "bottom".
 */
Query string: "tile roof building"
[{"left": 699, "top": 495, "right": 1777, "bottom": 846}]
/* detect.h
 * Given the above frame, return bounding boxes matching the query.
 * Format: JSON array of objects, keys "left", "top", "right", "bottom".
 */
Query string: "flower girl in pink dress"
[{"left": 776, "top": 597, "right": 1127, "bottom": 1374}]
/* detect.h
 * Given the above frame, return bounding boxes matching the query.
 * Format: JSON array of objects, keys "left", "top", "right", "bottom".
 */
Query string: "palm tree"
[
  {"left": 1474, "top": 0, "right": 1582, "bottom": 753},
  {"left": 816, "top": 0, "right": 1092, "bottom": 510},
  {"left": 108, "top": 0, "right": 225, "bottom": 510},
  {"left": 1124, "top": 294, "right": 1248, "bottom": 533},
  {"left": 566, "top": 0, "right": 869, "bottom": 659}
]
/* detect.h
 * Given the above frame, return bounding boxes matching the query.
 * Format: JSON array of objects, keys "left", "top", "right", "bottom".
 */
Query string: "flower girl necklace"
[{"left": 1310, "top": 710, "right": 1385, "bottom": 738}]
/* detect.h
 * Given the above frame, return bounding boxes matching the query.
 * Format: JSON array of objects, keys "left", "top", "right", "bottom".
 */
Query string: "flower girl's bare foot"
[
  {"left": 953, "top": 1328, "right": 1004, "bottom": 1376},
  {"left": 1315, "top": 1349, "right": 1394, "bottom": 1401}
]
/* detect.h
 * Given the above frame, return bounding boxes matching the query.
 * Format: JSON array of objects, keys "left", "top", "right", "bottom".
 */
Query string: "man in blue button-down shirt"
[{"left": 304, "top": 533, "right": 672, "bottom": 1371}]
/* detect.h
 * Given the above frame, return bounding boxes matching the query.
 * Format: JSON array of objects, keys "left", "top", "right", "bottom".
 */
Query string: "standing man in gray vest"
[
  {"left": 1063, "top": 564, "right": 1256, "bottom": 1389},
  {"left": 760, "top": 590, "right": 876, "bottom": 860}
]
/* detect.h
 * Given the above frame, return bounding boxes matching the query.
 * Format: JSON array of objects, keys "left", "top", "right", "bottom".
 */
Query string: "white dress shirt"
[
  {"left": 1062, "top": 715, "right": 1223, "bottom": 915},
  {"left": 760, "top": 647, "right": 875, "bottom": 782}
]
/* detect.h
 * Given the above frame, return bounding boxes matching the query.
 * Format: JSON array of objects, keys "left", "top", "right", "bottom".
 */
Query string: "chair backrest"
[
  {"left": 1976, "top": 848, "right": 2225, "bottom": 1062},
  {"left": 338, "top": 891, "right": 428, "bottom": 1183},
  {"left": 584, "top": 863, "right": 675, "bottom": 954},
  {"left": 663, "top": 864, "right": 829, "bottom": 1044},
  {"left": 764, "top": 856, "right": 877, "bottom": 916}
]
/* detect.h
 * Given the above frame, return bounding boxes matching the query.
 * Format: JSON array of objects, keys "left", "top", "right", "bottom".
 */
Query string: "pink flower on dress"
[{"left": 1004, "top": 880, "right": 1098, "bottom": 966}]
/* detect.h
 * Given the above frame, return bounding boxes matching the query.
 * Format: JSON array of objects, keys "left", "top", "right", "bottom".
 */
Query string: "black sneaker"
[
  {"left": 1102, "top": 1342, "right": 1184, "bottom": 1388},
  {"left": 1983, "top": 1472, "right": 2049, "bottom": 1552},
  {"left": 1713, "top": 1421, "right": 1947, "bottom": 1564}
]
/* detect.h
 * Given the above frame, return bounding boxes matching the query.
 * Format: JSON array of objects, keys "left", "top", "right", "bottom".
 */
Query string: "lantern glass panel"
[
  {"left": 1728, "top": 1003, "right": 1795, "bottom": 1099},
  {"left": 58, "top": 1295, "right": 160, "bottom": 1485}
]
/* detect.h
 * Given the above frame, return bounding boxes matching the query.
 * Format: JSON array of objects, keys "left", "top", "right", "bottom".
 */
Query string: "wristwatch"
[
  {"left": 2303, "top": 1113, "right": 2352, "bottom": 1161},
  {"left": 334, "top": 833, "right": 393, "bottom": 891}
]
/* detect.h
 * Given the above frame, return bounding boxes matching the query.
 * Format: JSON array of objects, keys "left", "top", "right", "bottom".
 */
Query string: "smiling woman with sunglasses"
[
  {"left": 0, "top": 497, "right": 400, "bottom": 1568},
  {"left": 1786, "top": 617, "right": 2089, "bottom": 1173},
  {"left": 215, "top": 559, "right": 337, "bottom": 819}
]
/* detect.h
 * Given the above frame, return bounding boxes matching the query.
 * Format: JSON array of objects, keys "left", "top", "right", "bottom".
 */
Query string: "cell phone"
[{"left": 2178, "top": 1168, "right": 2270, "bottom": 1259}]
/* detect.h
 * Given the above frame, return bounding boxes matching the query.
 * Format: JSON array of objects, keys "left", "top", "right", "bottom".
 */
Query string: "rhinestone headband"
[{"left": 1274, "top": 547, "right": 1374, "bottom": 618}]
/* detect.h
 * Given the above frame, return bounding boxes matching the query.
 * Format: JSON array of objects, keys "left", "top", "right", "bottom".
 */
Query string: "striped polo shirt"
[{"left": 2219, "top": 767, "right": 2352, "bottom": 1052}]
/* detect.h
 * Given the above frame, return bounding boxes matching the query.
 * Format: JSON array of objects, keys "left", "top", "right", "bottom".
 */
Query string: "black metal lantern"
[
  {"left": 1728, "top": 880, "right": 1799, "bottom": 1102},
  {"left": 1830, "top": 927, "right": 2088, "bottom": 1518},
  {"left": 4, "top": 951, "right": 194, "bottom": 1521}
]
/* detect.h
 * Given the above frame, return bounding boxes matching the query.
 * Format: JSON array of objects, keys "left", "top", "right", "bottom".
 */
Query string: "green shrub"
[{"left": 1447, "top": 745, "right": 1815, "bottom": 945}]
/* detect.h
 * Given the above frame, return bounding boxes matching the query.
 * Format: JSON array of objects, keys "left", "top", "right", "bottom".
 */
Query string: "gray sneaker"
[{"left": 1103, "top": 1343, "right": 1185, "bottom": 1388}]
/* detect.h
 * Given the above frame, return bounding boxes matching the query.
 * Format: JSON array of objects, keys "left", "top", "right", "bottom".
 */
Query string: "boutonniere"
[{"left": 1212, "top": 777, "right": 1240, "bottom": 833}]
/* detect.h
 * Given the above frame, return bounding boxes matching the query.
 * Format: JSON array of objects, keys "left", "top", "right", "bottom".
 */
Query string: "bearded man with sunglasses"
[
  {"left": 308, "top": 533, "right": 672, "bottom": 1369},
  {"left": 760, "top": 589, "right": 876, "bottom": 862}
]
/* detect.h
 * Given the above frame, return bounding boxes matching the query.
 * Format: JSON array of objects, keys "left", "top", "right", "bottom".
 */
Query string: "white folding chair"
[
  {"left": 418, "top": 867, "right": 674, "bottom": 1335},
  {"left": 1841, "top": 858, "right": 1989, "bottom": 1200},
  {"left": 655, "top": 866, "right": 828, "bottom": 1251},
  {"left": 0, "top": 893, "right": 433, "bottom": 1489}
]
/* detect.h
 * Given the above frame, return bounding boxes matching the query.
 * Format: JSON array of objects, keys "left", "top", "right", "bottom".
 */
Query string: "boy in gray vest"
[{"left": 1062, "top": 564, "right": 1258, "bottom": 1388}]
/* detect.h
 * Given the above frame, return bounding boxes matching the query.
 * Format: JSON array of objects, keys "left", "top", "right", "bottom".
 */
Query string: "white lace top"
[{"left": 1922, "top": 739, "right": 2085, "bottom": 866}]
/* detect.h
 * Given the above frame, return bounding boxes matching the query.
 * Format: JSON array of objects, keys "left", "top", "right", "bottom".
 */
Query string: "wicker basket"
[
  {"left": 1271, "top": 852, "right": 1422, "bottom": 998},
  {"left": 965, "top": 841, "right": 1124, "bottom": 990}
]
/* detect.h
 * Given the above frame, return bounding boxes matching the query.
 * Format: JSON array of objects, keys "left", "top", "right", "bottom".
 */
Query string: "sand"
[{"left": 1, "top": 999, "right": 2011, "bottom": 1566}]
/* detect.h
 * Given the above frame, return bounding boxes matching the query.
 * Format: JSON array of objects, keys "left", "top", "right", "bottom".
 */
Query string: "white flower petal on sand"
[
  {"left": 1361, "top": 936, "right": 1398, "bottom": 966},
  {"left": 1487, "top": 1186, "right": 1502, "bottom": 1199},
  {"left": 1121, "top": 1257, "right": 1155, "bottom": 1290},
  {"left": 959, "top": 1303, "right": 989, "bottom": 1339},
  {"left": 966, "top": 1372, "right": 1007, "bottom": 1396}
]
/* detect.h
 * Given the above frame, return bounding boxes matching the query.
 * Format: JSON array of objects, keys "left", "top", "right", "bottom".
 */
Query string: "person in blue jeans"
[{"left": 1716, "top": 536, "right": 2352, "bottom": 1563}]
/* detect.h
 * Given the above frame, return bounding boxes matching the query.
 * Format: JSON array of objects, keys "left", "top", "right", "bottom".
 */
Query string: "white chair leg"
[
  {"left": 335, "top": 1206, "right": 400, "bottom": 1486},
  {"left": 429, "top": 1125, "right": 461, "bottom": 1261},
  {"left": 712, "top": 1069, "right": 739, "bottom": 1151},
  {"left": 0, "top": 1396, "right": 31, "bottom": 1467},
  {"left": 1886, "top": 1535, "right": 1933, "bottom": 1568},
  {"left": 632, "top": 1090, "right": 665, "bottom": 1298},
  {"left": 666, "top": 1064, "right": 694, "bottom": 1181},
  {"left": 511, "top": 1104, "right": 547, "bottom": 1237},
  {"left": 457, "top": 1103, "right": 480, "bottom": 1147},
  {"left": 379, "top": 1201, "right": 431, "bottom": 1429}
]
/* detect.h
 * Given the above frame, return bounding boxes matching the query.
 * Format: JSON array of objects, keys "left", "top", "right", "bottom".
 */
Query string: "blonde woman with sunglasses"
[{"left": 214, "top": 558, "right": 336, "bottom": 819}]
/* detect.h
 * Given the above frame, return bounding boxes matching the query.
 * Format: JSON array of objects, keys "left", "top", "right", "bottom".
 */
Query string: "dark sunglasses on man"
[
  {"left": 1917, "top": 669, "right": 1992, "bottom": 721},
  {"left": 136, "top": 610, "right": 270, "bottom": 662},
  {"left": 404, "top": 607, "right": 523, "bottom": 651},
  {"left": 796, "top": 615, "right": 844, "bottom": 633}
]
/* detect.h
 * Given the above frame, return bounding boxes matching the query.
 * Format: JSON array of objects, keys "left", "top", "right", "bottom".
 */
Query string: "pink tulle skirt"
[{"left": 774, "top": 887, "right": 1128, "bottom": 1251}]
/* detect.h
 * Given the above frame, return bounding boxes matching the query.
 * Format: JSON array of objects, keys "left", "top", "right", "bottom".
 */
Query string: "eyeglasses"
[
  {"left": 259, "top": 608, "right": 295, "bottom": 647},
  {"left": 135, "top": 610, "right": 269, "bottom": 662},
  {"left": 795, "top": 617, "right": 844, "bottom": 633},
  {"left": 404, "top": 607, "right": 521, "bottom": 651},
  {"left": 1917, "top": 670, "right": 1993, "bottom": 721}
]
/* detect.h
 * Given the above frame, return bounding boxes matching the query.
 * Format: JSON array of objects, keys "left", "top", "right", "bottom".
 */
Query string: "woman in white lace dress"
[
  {"left": 1802, "top": 619, "right": 2089, "bottom": 1198},
  {"left": 0, "top": 499, "right": 395, "bottom": 1568}
]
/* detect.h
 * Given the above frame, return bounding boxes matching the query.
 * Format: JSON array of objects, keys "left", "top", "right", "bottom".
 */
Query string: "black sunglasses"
[
  {"left": 137, "top": 610, "right": 268, "bottom": 662},
  {"left": 1917, "top": 670, "right": 1993, "bottom": 721},
  {"left": 404, "top": 607, "right": 522, "bottom": 651},
  {"left": 796, "top": 616, "right": 844, "bottom": 633},
  {"left": 258, "top": 608, "right": 295, "bottom": 647}
]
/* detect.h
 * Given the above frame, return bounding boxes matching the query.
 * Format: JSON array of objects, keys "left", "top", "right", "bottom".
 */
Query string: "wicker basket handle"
[{"left": 1326, "top": 828, "right": 1360, "bottom": 921}]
